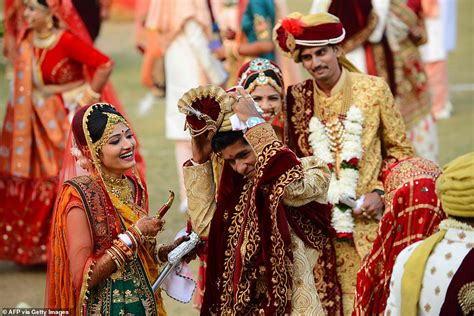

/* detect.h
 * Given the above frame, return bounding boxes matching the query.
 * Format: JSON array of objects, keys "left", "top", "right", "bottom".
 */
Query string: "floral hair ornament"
[
  {"left": 178, "top": 85, "right": 235, "bottom": 139},
  {"left": 237, "top": 58, "right": 284, "bottom": 96}
]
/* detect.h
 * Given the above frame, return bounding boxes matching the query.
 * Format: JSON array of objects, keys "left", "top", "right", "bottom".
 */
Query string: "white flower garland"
[{"left": 308, "top": 106, "right": 364, "bottom": 238}]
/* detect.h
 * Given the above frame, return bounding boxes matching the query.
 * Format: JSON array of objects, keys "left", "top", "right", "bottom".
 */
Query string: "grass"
[{"left": 0, "top": 0, "right": 472, "bottom": 313}]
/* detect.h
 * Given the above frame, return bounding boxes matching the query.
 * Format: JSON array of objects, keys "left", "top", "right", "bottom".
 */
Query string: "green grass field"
[{"left": 0, "top": 0, "right": 472, "bottom": 313}]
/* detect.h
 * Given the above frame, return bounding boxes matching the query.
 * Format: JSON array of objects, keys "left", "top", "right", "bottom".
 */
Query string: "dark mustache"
[{"left": 313, "top": 65, "right": 328, "bottom": 72}]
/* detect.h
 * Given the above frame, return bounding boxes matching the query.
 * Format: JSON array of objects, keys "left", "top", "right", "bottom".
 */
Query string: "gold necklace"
[
  {"left": 102, "top": 173, "right": 134, "bottom": 206},
  {"left": 312, "top": 72, "right": 352, "bottom": 123},
  {"left": 313, "top": 73, "right": 353, "bottom": 178},
  {"left": 32, "top": 29, "right": 58, "bottom": 49}
]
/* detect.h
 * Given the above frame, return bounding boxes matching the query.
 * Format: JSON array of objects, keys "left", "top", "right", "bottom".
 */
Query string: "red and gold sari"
[
  {"left": 353, "top": 157, "right": 445, "bottom": 315},
  {"left": 0, "top": 0, "right": 144, "bottom": 264}
]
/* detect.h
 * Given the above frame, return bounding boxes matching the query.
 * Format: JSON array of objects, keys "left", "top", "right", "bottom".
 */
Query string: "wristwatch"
[
  {"left": 372, "top": 189, "right": 385, "bottom": 199},
  {"left": 246, "top": 116, "right": 265, "bottom": 129}
]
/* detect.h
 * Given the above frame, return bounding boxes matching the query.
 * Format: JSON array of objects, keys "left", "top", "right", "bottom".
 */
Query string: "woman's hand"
[
  {"left": 135, "top": 216, "right": 165, "bottom": 237},
  {"left": 157, "top": 235, "right": 203, "bottom": 263},
  {"left": 229, "top": 86, "right": 263, "bottom": 123},
  {"left": 41, "top": 80, "right": 85, "bottom": 95}
]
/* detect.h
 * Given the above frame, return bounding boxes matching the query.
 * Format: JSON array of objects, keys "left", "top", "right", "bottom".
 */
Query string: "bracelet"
[
  {"left": 118, "top": 233, "right": 134, "bottom": 249},
  {"left": 129, "top": 225, "right": 144, "bottom": 244},
  {"left": 110, "top": 244, "right": 127, "bottom": 265},
  {"left": 124, "top": 231, "right": 139, "bottom": 254},
  {"left": 154, "top": 244, "right": 170, "bottom": 265},
  {"left": 106, "top": 248, "right": 125, "bottom": 270},
  {"left": 113, "top": 239, "right": 134, "bottom": 261},
  {"left": 77, "top": 86, "right": 101, "bottom": 107}
]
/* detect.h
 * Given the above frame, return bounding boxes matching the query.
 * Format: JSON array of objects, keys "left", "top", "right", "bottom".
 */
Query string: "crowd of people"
[{"left": 1, "top": 0, "right": 471, "bottom": 315}]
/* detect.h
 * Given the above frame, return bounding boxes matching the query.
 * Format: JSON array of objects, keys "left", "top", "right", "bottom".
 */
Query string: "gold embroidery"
[
  {"left": 288, "top": 72, "right": 414, "bottom": 196},
  {"left": 183, "top": 161, "right": 216, "bottom": 237},
  {"left": 283, "top": 156, "right": 330, "bottom": 207},
  {"left": 219, "top": 182, "right": 251, "bottom": 313},
  {"left": 458, "top": 282, "right": 474, "bottom": 316},
  {"left": 289, "top": 81, "right": 313, "bottom": 157},
  {"left": 244, "top": 123, "right": 278, "bottom": 155}
]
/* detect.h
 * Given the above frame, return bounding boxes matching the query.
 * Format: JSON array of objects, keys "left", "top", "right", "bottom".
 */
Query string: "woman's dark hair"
[
  {"left": 87, "top": 104, "right": 125, "bottom": 143},
  {"left": 35, "top": 0, "right": 61, "bottom": 28},
  {"left": 242, "top": 70, "right": 283, "bottom": 90},
  {"left": 37, "top": 0, "right": 48, "bottom": 7},
  {"left": 211, "top": 131, "right": 248, "bottom": 153}
]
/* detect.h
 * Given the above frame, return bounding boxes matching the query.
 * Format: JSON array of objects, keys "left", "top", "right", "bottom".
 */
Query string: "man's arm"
[
  {"left": 283, "top": 156, "right": 330, "bottom": 207},
  {"left": 378, "top": 79, "right": 415, "bottom": 162},
  {"left": 245, "top": 123, "right": 330, "bottom": 207},
  {"left": 183, "top": 160, "right": 216, "bottom": 238}
]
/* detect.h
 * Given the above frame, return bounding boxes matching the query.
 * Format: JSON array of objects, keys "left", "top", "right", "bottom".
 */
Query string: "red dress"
[{"left": 0, "top": 30, "right": 111, "bottom": 265}]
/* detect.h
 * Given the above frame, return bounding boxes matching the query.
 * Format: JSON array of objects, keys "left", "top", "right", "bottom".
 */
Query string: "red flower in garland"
[
  {"left": 281, "top": 17, "right": 305, "bottom": 36},
  {"left": 336, "top": 232, "right": 353, "bottom": 239},
  {"left": 348, "top": 158, "right": 359, "bottom": 167},
  {"left": 328, "top": 163, "right": 334, "bottom": 170}
]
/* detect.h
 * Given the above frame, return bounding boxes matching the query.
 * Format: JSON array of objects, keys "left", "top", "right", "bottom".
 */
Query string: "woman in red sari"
[{"left": 0, "top": 0, "right": 115, "bottom": 265}]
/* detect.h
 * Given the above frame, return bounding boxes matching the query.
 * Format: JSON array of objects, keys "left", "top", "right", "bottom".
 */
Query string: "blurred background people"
[
  {"left": 0, "top": 0, "right": 114, "bottom": 265},
  {"left": 420, "top": 0, "right": 458, "bottom": 120},
  {"left": 210, "top": 0, "right": 302, "bottom": 87},
  {"left": 142, "top": 0, "right": 227, "bottom": 214}
]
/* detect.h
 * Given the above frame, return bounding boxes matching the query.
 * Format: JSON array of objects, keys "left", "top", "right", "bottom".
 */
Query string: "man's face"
[
  {"left": 220, "top": 139, "right": 257, "bottom": 178},
  {"left": 300, "top": 45, "right": 342, "bottom": 83}
]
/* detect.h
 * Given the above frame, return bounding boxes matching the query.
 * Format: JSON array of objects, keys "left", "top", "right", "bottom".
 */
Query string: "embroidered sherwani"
[
  {"left": 183, "top": 123, "right": 332, "bottom": 315},
  {"left": 286, "top": 68, "right": 414, "bottom": 314},
  {"left": 386, "top": 227, "right": 474, "bottom": 315}
]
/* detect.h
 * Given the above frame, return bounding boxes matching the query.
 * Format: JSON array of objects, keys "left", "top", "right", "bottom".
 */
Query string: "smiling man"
[
  {"left": 178, "top": 85, "right": 335, "bottom": 315},
  {"left": 274, "top": 12, "right": 415, "bottom": 314}
]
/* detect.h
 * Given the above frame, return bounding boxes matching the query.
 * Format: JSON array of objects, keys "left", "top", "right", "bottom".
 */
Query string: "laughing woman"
[
  {"left": 46, "top": 103, "right": 179, "bottom": 315},
  {"left": 237, "top": 57, "right": 286, "bottom": 140}
]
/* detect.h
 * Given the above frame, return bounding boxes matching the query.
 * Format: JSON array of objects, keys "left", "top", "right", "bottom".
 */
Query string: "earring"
[{"left": 46, "top": 15, "right": 54, "bottom": 30}]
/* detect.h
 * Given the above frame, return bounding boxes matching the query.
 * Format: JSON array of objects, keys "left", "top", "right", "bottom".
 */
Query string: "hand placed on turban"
[{"left": 228, "top": 86, "right": 264, "bottom": 123}]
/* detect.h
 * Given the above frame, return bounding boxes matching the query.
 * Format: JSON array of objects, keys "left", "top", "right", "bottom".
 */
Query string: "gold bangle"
[
  {"left": 106, "top": 248, "right": 124, "bottom": 269},
  {"left": 154, "top": 244, "right": 168, "bottom": 265},
  {"left": 129, "top": 225, "right": 144, "bottom": 244},
  {"left": 110, "top": 244, "right": 127, "bottom": 265}
]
